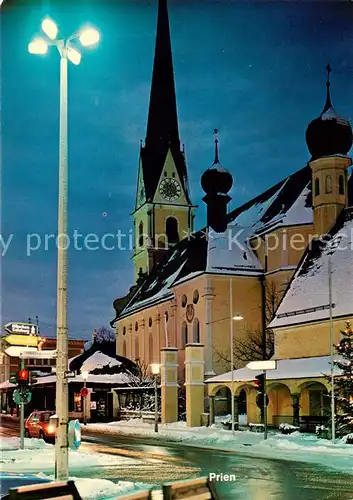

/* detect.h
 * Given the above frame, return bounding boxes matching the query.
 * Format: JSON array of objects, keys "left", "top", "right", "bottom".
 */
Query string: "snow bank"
[{"left": 0, "top": 438, "right": 141, "bottom": 474}]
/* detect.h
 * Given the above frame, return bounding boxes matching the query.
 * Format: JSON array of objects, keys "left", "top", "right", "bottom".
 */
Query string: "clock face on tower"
[{"left": 159, "top": 178, "right": 182, "bottom": 202}]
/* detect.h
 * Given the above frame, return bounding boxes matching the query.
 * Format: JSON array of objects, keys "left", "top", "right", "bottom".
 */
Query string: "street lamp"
[
  {"left": 81, "top": 370, "right": 89, "bottom": 426},
  {"left": 29, "top": 17, "right": 99, "bottom": 481},
  {"left": 150, "top": 363, "right": 160, "bottom": 433},
  {"left": 230, "top": 309, "right": 243, "bottom": 436},
  {"left": 328, "top": 254, "right": 335, "bottom": 442}
]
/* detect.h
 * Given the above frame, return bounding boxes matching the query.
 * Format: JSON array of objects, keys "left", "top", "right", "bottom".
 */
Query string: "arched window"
[
  {"left": 193, "top": 318, "right": 200, "bottom": 343},
  {"left": 193, "top": 290, "right": 199, "bottom": 304},
  {"left": 325, "top": 175, "right": 332, "bottom": 194},
  {"left": 149, "top": 333, "right": 154, "bottom": 363},
  {"left": 166, "top": 217, "right": 179, "bottom": 244},
  {"left": 135, "top": 321, "right": 138, "bottom": 331},
  {"left": 138, "top": 221, "right": 144, "bottom": 247},
  {"left": 135, "top": 336, "right": 139, "bottom": 359},
  {"left": 122, "top": 339, "right": 127, "bottom": 357},
  {"left": 123, "top": 327, "right": 126, "bottom": 336},
  {"left": 339, "top": 174, "right": 345, "bottom": 195},
  {"left": 181, "top": 322, "right": 188, "bottom": 348},
  {"left": 315, "top": 177, "right": 320, "bottom": 196},
  {"left": 181, "top": 294, "right": 187, "bottom": 307}
]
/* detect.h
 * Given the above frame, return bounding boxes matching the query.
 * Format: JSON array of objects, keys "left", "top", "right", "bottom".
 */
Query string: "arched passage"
[
  {"left": 267, "top": 382, "right": 293, "bottom": 427},
  {"left": 166, "top": 217, "right": 179, "bottom": 244},
  {"left": 213, "top": 386, "right": 231, "bottom": 418},
  {"left": 238, "top": 388, "right": 247, "bottom": 425},
  {"left": 298, "top": 381, "right": 329, "bottom": 417}
]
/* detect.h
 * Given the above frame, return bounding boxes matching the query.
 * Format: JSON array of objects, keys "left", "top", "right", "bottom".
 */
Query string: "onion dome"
[
  {"left": 306, "top": 64, "right": 352, "bottom": 160},
  {"left": 201, "top": 129, "right": 233, "bottom": 195}
]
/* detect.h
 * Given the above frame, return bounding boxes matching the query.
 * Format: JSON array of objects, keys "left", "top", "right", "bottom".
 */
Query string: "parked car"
[
  {"left": 24, "top": 411, "right": 56, "bottom": 442},
  {"left": 0, "top": 472, "right": 52, "bottom": 499}
]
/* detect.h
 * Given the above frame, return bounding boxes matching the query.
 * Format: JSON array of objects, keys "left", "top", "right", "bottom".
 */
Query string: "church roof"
[
  {"left": 270, "top": 207, "right": 353, "bottom": 329},
  {"left": 117, "top": 165, "right": 312, "bottom": 319}
]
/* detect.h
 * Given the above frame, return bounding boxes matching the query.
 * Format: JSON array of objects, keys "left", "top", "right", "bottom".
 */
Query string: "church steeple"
[
  {"left": 145, "top": 0, "right": 179, "bottom": 152},
  {"left": 132, "top": 0, "right": 194, "bottom": 282}
]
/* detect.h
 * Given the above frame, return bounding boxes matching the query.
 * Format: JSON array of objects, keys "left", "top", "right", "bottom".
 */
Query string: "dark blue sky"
[{"left": 2, "top": 0, "right": 353, "bottom": 339}]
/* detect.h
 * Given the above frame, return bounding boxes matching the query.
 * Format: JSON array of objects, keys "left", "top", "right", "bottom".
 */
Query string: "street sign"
[
  {"left": 12, "top": 388, "right": 32, "bottom": 405},
  {"left": 247, "top": 360, "right": 277, "bottom": 371},
  {"left": 19, "top": 349, "right": 57, "bottom": 360},
  {"left": 4, "top": 334, "right": 39, "bottom": 347},
  {"left": 5, "top": 346, "right": 37, "bottom": 357},
  {"left": 4, "top": 323, "right": 38, "bottom": 336},
  {"left": 256, "top": 393, "right": 269, "bottom": 408},
  {"left": 80, "top": 387, "right": 89, "bottom": 398}
]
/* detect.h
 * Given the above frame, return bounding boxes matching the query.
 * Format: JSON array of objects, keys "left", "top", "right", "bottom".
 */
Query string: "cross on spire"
[
  {"left": 213, "top": 128, "right": 220, "bottom": 165},
  {"left": 323, "top": 63, "right": 333, "bottom": 112}
]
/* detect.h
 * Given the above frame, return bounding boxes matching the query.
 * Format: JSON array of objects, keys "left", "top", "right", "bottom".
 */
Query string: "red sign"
[{"left": 80, "top": 387, "right": 89, "bottom": 398}]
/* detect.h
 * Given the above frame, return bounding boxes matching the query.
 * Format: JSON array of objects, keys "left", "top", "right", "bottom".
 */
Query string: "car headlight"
[{"left": 47, "top": 425, "right": 55, "bottom": 434}]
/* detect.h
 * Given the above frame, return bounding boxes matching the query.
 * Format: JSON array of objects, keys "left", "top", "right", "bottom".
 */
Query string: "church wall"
[
  {"left": 273, "top": 316, "right": 351, "bottom": 359},
  {"left": 209, "top": 275, "right": 263, "bottom": 374},
  {"left": 251, "top": 224, "right": 313, "bottom": 274}
]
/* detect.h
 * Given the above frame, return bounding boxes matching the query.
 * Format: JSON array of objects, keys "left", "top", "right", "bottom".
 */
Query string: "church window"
[
  {"left": 123, "top": 327, "right": 126, "bottom": 336},
  {"left": 181, "top": 322, "right": 188, "bottom": 348},
  {"left": 166, "top": 216, "right": 179, "bottom": 243},
  {"left": 138, "top": 221, "right": 144, "bottom": 247},
  {"left": 149, "top": 317, "right": 153, "bottom": 328},
  {"left": 314, "top": 177, "right": 320, "bottom": 196},
  {"left": 164, "top": 171, "right": 168, "bottom": 177},
  {"left": 172, "top": 172, "right": 176, "bottom": 178},
  {"left": 193, "top": 290, "right": 199, "bottom": 304},
  {"left": 325, "top": 175, "right": 332, "bottom": 194},
  {"left": 181, "top": 294, "right": 187, "bottom": 307},
  {"left": 135, "top": 336, "right": 139, "bottom": 359},
  {"left": 339, "top": 174, "right": 345, "bottom": 195},
  {"left": 122, "top": 339, "right": 127, "bottom": 357},
  {"left": 135, "top": 321, "right": 138, "bottom": 331},
  {"left": 149, "top": 333, "right": 154, "bottom": 363},
  {"left": 193, "top": 318, "right": 200, "bottom": 343}
]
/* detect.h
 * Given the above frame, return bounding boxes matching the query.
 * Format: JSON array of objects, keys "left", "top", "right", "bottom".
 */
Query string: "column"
[
  {"left": 291, "top": 393, "right": 300, "bottom": 427},
  {"left": 203, "top": 278, "right": 215, "bottom": 377},
  {"left": 185, "top": 343, "right": 205, "bottom": 427},
  {"left": 233, "top": 394, "right": 239, "bottom": 427},
  {"left": 209, "top": 395, "right": 215, "bottom": 425},
  {"left": 160, "top": 348, "right": 178, "bottom": 423}
]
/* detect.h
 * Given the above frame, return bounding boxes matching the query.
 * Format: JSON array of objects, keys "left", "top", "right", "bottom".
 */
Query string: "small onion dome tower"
[
  {"left": 306, "top": 64, "right": 352, "bottom": 160},
  {"left": 201, "top": 129, "right": 233, "bottom": 233}
]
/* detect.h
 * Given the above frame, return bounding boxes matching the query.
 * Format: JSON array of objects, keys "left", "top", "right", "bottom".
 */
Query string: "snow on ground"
[
  {"left": 85, "top": 419, "right": 353, "bottom": 474},
  {"left": 45, "top": 476, "right": 139, "bottom": 500},
  {"left": 0, "top": 437, "right": 141, "bottom": 473}
]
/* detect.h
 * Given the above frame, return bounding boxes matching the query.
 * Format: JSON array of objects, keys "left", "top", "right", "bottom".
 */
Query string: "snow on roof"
[
  {"left": 206, "top": 225, "right": 263, "bottom": 275},
  {"left": 206, "top": 356, "right": 341, "bottom": 383},
  {"left": 80, "top": 352, "right": 122, "bottom": 373},
  {"left": 270, "top": 209, "right": 353, "bottom": 329}
]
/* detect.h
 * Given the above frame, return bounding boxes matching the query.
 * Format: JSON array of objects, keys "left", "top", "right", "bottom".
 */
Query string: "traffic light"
[
  {"left": 254, "top": 373, "right": 265, "bottom": 393},
  {"left": 16, "top": 369, "right": 30, "bottom": 386}
]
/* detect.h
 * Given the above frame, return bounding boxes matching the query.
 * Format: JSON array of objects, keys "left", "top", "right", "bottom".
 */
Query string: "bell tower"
[
  {"left": 132, "top": 0, "right": 195, "bottom": 281},
  {"left": 306, "top": 65, "right": 352, "bottom": 236}
]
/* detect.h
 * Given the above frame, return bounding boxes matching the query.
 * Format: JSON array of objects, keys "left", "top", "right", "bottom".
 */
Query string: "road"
[{"left": 2, "top": 418, "right": 353, "bottom": 500}]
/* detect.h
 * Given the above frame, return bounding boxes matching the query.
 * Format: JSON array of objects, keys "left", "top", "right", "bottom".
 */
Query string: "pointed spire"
[
  {"left": 145, "top": 0, "right": 179, "bottom": 151},
  {"left": 213, "top": 128, "right": 220, "bottom": 165},
  {"left": 322, "top": 63, "right": 333, "bottom": 113}
]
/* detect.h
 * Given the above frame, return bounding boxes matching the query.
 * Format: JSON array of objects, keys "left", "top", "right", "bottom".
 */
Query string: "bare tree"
[
  {"left": 215, "top": 281, "right": 282, "bottom": 369},
  {"left": 94, "top": 326, "right": 116, "bottom": 343},
  {"left": 126, "top": 358, "right": 153, "bottom": 387}
]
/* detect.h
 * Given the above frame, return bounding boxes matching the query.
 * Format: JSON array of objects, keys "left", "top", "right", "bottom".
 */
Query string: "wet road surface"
[{"left": 2, "top": 418, "right": 353, "bottom": 499}]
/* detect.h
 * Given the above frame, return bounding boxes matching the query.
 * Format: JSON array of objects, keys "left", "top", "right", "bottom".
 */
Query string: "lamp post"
[
  {"left": 328, "top": 254, "right": 335, "bottom": 442},
  {"left": 229, "top": 277, "right": 243, "bottom": 436},
  {"left": 150, "top": 363, "right": 160, "bottom": 433},
  {"left": 81, "top": 370, "right": 89, "bottom": 426},
  {"left": 29, "top": 18, "right": 99, "bottom": 481}
]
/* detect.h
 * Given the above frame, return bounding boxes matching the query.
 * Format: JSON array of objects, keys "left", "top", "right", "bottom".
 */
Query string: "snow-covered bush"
[
  {"left": 315, "top": 424, "right": 330, "bottom": 439},
  {"left": 341, "top": 433, "right": 353, "bottom": 444},
  {"left": 279, "top": 423, "right": 299, "bottom": 434}
]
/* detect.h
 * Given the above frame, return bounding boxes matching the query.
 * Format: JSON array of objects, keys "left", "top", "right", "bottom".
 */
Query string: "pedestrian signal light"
[
  {"left": 254, "top": 373, "right": 265, "bottom": 393},
  {"left": 17, "top": 369, "right": 30, "bottom": 386}
]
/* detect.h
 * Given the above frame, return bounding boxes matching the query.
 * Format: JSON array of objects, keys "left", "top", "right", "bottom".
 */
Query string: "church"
[{"left": 111, "top": 0, "right": 353, "bottom": 426}]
